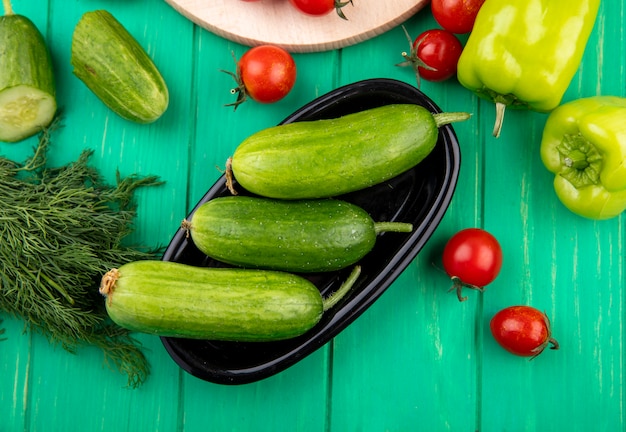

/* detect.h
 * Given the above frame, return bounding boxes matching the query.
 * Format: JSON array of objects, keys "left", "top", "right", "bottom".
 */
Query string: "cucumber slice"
[{"left": 0, "top": 14, "right": 57, "bottom": 142}]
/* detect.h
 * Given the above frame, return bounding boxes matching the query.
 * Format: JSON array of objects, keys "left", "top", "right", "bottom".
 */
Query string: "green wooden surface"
[{"left": 1, "top": 0, "right": 624, "bottom": 431}]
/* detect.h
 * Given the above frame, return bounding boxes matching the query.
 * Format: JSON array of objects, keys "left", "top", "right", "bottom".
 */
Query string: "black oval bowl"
[{"left": 160, "top": 78, "right": 462, "bottom": 385}]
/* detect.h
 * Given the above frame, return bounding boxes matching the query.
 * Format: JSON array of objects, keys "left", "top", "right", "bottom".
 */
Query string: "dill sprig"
[{"left": 0, "top": 117, "right": 163, "bottom": 387}]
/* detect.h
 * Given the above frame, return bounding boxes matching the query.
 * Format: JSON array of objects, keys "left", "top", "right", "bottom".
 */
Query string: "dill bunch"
[{"left": 0, "top": 119, "right": 163, "bottom": 388}]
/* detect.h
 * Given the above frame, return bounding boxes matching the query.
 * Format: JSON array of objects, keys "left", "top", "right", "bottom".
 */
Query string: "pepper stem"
[
  {"left": 556, "top": 133, "right": 602, "bottom": 188},
  {"left": 493, "top": 102, "right": 506, "bottom": 138},
  {"left": 2, "top": 0, "right": 13, "bottom": 15},
  {"left": 433, "top": 112, "right": 471, "bottom": 128},
  {"left": 563, "top": 149, "right": 590, "bottom": 170}
]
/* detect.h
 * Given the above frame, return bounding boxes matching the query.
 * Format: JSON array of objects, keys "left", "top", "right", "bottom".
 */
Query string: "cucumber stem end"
[
  {"left": 323, "top": 265, "right": 361, "bottom": 311},
  {"left": 181, "top": 219, "right": 192, "bottom": 238},
  {"left": 225, "top": 157, "right": 238, "bottom": 195},
  {"left": 374, "top": 222, "right": 413, "bottom": 234},
  {"left": 433, "top": 111, "right": 471, "bottom": 128},
  {"left": 99, "top": 268, "right": 120, "bottom": 303}
]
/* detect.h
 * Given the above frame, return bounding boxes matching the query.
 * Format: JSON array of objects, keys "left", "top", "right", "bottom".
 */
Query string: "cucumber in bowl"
[
  {"left": 100, "top": 261, "right": 362, "bottom": 342},
  {"left": 160, "top": 78, "right": 463, "bottom": 385},
  {"left": 183, "top": 196, "right": 414, "bottom": 273},
  {"left": 0, "top": 7, "right": 56, "bottom": 143}
]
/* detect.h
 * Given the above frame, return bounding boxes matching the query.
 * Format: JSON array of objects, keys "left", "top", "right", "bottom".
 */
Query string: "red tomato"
[
  {"left": 490, "top": 306, "right": 560, "bottom": 357},
  {"left": 399, "top": 28, "right": 463, "bottom": 85},
  {"left": 442, "top": 228, "right": 502, "bottom": 301},
  {"left": 225, "top": 45, "right": 297, "bottom": 109},
  {"left": 289, "top": 0, "right": 352, "bottom": 19},
  {"left": 431, "top": 0, "right": 485, "bottom": 34}
]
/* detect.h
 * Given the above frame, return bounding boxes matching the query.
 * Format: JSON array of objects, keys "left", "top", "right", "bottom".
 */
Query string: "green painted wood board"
[{"left": 0, "top": 0, "right": 624, "bottom": 431}]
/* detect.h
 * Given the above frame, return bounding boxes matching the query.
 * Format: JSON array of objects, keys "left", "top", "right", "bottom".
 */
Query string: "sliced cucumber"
[{"left": 0, "top": 13, "right": 56, "bottom": 142}]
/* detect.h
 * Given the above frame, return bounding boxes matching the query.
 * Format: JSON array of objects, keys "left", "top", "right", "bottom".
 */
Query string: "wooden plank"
[
  {"left": 1, "top": 2, "right": 50, "bottom": 432},
  {"left": 480, "top": 1, "right": 625, "bottom": 429},
  {"left": 181, "top": 351, "right": 330, "bottom": 431},
  {"left": 0, "top": 316, "right": 30, "bottom": 432},
  {"left": 327, "top": 15, "right": 482, "bottom": 430},
  {"left": 6, "top": 1, "right": 193, "bottom": 431},
  {"left": 172, "top": 25, "right": 341, "bottom": 431}
]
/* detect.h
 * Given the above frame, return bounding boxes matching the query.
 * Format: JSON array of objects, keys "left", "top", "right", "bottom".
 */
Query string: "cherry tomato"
[
  {"left": 490, "top": 306, "right": 560, "bottom": 357},
  {"left": 431, "top": 0, "right": 485, "bottom": 34},
  {"left": 442, "top": 228, "right": 502, "bottom": 301},
  {"left": 224, "top": 45, "right": 297, "bottom": 109},
  {"left": 399, "top": 27, "right": 463, "bottom": 85},
  {"left": 289, "top": 0, "right": 353, "bottom": 19}
]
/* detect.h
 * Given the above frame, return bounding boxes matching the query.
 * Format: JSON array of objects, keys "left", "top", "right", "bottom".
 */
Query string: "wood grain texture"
[
  {"left": 0, "top": 0, "right": 624, "bottom": 431},
  {"left": 162, "top": 0, "right": 429, "bottom": 52}
]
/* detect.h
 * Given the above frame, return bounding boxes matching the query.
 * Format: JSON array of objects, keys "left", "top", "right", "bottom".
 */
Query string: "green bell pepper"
[
  {"left": 457, "top": 0, "right": 600, "bottom": 137},
  {"left": 540, "top": 96, "right": 626, "bottom": 220}
]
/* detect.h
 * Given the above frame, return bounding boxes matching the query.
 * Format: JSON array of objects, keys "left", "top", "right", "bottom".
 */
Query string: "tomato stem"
[
  {"left": 448, "top": 276, "right": 484, "bottom": 302},
  {"left": 395, "top": 25, "right": 436, "bottom": 89},
  {"left": 548, "top": 337, "right": 560, "bottom": 351},
  {"left": 529, "top": 337, "right": 559, "bottom": 360},
  {"left": 221, "top": 51, "right": 248, "bottom": 111},
  {"left": 334, "top": 0, "right": 353, "bottom": 20}
]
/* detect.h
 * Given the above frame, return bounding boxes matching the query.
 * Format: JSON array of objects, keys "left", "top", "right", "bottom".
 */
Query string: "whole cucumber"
[
  {"left": 183, "top": 196, "right": 413, "bottom": 272},
  {"left": 71, "top": 10, "right": 168, "bottom": 123},
  {"left": 99, "top": 260, "right": 360, "bottom": 342},
  {"left": 0, "top": 12, "right": 56, "bottom": 142},
  {"left": 227, "top": 104, "right": 470, "bottom": 199}
]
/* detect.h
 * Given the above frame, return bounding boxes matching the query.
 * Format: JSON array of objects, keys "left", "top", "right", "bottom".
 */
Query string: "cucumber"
[
  {"left": 99, "top": 260, "right": 361, "bottom": 341},
  {"left": 0, "top": 11, "right": 56, "bottom": 142},
  {"left": 71, "top": 10, "right": 168, "bottom": 123},
  {"left": 226, "top": 104, "right": 470, "bottom": 199},
  {"left": 182, "top": 196, "right": 413, "bottom": 272}
]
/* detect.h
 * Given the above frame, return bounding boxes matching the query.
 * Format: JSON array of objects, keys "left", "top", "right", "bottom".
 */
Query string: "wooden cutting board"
[{"left": 163, "top": 0, "right": 429, "bottom": 53}]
